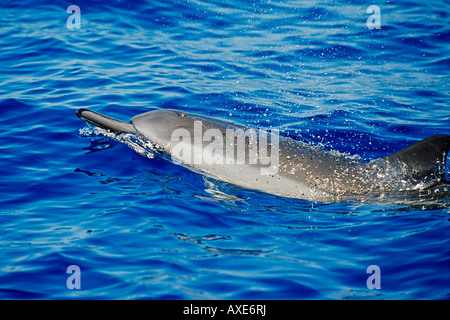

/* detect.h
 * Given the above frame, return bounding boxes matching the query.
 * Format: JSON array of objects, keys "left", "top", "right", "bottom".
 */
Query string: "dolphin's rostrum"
[{"left": 77, "top": 108, "right": 450, "bottom": 201}]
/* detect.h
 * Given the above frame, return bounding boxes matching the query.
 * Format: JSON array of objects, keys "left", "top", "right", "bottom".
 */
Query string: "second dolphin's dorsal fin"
[
  {"left": 381, "top": 135, "right": 450, "bottom": 182},
  {"left": 76, "top": 108, "right": 137, "bottom": 134}
]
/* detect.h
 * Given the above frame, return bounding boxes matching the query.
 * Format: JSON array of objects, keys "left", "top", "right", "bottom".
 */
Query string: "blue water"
[{"left": 0, "top": 0, "right": 449, "bottom": 299}]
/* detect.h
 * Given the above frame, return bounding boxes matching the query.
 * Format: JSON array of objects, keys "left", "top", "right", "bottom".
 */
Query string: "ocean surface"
[{"left": 0, "top": 0, "right": 449, "bottom": 299}]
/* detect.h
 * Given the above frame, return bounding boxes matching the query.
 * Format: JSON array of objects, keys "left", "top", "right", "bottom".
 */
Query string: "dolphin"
[{"left": 76, "top": 108, "right": 450, "bottom": 201}]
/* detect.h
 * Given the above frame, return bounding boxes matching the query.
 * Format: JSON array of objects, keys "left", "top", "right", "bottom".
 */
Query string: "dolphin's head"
[{"left": 131, "top": 109, "right": 196, "bottom": 147}]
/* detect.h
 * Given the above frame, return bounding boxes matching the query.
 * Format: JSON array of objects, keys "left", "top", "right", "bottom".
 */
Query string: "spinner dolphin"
[{"left": 77, "top": 108, "right": 450, "bottom": 201}]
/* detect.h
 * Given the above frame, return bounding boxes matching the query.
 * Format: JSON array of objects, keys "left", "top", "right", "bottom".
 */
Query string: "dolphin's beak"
[{"left": 77, "top": 108, "right": 136, "bottom": 134}]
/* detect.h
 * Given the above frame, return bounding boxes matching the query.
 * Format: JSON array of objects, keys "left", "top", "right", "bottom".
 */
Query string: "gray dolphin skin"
[{"left": 77, "top": 108, "right": 450, "bottom": 201}]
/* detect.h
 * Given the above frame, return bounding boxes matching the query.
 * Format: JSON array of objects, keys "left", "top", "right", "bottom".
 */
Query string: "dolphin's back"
[
  {"left": 380, "top": 135, "right": 450, "bottom": 184},
  {"left": 292, "top": 135, "right": 450, "bottom": 196}
]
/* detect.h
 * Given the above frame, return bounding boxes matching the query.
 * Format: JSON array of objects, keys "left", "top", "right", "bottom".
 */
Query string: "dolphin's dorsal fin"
[
  {"left": 381, "top": 135, "right": 450, "bottom": 182},
  {"left": 76, "top": 108, "right": 136, "bottom": 134}
]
